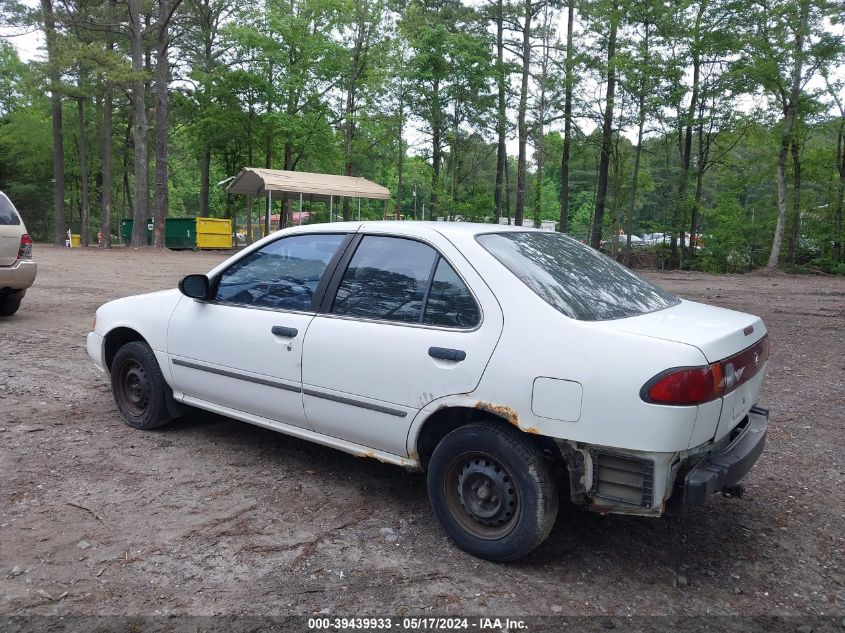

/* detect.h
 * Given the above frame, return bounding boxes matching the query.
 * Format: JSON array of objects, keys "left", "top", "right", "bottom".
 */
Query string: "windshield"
[
  {"left": 477, "top": 231, "right": 679, "bottom": 321},
  {"left": 0, "top": 193, "right": 21, "bottom": 226}
]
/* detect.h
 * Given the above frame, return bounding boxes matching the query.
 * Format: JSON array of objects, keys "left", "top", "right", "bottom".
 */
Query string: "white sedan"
[{"left": 87, "top": 222, "right": 769, "bottom": 561}]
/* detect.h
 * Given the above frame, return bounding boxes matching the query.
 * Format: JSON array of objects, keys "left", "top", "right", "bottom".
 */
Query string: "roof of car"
[{"left": 291, "top": 220, "right": 542, "bottom": 237}]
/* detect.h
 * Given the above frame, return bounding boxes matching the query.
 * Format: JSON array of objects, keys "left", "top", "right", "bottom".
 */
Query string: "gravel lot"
[{"left": 0, "top": 245, "right": 843, "bottom": 629}]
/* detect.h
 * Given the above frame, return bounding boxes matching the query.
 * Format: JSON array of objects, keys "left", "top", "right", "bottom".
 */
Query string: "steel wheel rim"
[
  {"left": 443, "top": 451, "right": 520, "bottom": 540},
  {"left": 117, "top": 358, "right": 150, "bottom": 418}
]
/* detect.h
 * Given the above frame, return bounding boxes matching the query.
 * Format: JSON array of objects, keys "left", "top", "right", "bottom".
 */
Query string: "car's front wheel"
[
  {"left": 110, "top": 341, "right": 172, "bottom": 430},
  {"left": 427, "top": 422, "right": 558, "bottom": 562}
]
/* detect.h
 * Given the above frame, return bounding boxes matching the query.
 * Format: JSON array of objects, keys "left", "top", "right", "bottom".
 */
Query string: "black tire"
[
  {"left": 110, "top": 341, "right": 172, "bottom": 430},
  {"left": 427, "top": 422, "right": 559, "bottom": 562},
  {"left": 0, "top": 290, "right": 25, "bottom": 316}
]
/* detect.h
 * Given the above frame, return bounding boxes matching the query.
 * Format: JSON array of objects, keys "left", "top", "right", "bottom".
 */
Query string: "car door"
[
  {"left": 167, "top": 232, "right": 351, "bottom": 428},
  {"left": 301, "top": 232, "right": 504, "bottom": 456}
]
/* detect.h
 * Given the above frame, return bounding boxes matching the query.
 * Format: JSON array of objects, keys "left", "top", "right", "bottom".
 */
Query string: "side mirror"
[{"left": 179, "top": 274, "right": 210, "bottom": 300}]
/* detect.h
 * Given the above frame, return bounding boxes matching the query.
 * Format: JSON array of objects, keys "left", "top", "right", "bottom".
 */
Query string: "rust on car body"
[{"left": 474, "top": 401, "right": 519, "bottom": 426}]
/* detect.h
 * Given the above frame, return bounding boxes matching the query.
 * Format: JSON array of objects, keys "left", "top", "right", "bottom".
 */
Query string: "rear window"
[
  {"left": 477, "top": 231, "right": 679, "bottom": 321},
  {"left": 0, "top": 194, "right": 21, "bottom": 226}
]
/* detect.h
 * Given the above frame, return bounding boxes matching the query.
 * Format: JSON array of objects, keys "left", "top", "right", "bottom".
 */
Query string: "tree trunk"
[
  {"left": 282, "top": 140, "right": 293, "bottom": 229},
  {"left": 689, "top": 117, "right": 705, "bottom": 259},
  {"left": 431, "top": 78, "right": 442, "bottom": 216},
  {"left": 196, "top": 144, "right": 210, "bottom": 217},
  {"left": 672, "top": 3, "right": 705, "bottom": 266},
  {"left": 532, "top": 2, "right": 552, "bottom": 229},
  {"left": 41, "top": 0, "right": 66, "bottom": 245},
  {"left": 769, "top": 136, "right": 791, "bottom": 267},
  {"left": 514, "top": 0, "right": 531, "bottom": 227},
  {"left": 264, "top": 61, "right": 274, "bottom": 174},
  {"left": 396, "top": 83, "right": 405, "bottom": 218},
  {"left": 77, "top": 93, "right": 90, "bottom": 247},
  {"left": 129, "top": 0, "right": 149, "bottom": 246},
  {"left": 100, "top": 8, "right": 114, "bottom": 250},
  {"left": 559, "top": 0, "right": 574, "bottom": 234},
  {"left": 788, "top": 138, "right": 802, "bottom": 265},
  {"left": 123, "top": 120, "right": 133, "bottom": 221},
  {"left": 450, "top": 97, "right": 460, "bottom": 214},
  {"left": 625, "top": 91, "right": 646, "bottom": 267},
  {"left": 505, "top": 158, "right": 511, "bottom": 222},
  {"left": 833, "top": 120, "right": 844, "bottom": 262},
  {"left": 768, "top": 0, "right": 807, "bottom": 267},
  {"left": 590, "top": 2, "right": 618, "bottom": 249},
  {"left": 689, "top": 131, "right": 705, "bottom": 259},
  {"left": 494, "top": 0, "right": 507, "bottom": 220},
  {"left": 153, "top": 0, "right": 172, "bottom": 248}
]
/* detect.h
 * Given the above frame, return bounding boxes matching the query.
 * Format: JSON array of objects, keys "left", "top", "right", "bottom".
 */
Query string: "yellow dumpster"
[
  {"left": 70, "top": 234, "right": 81, "bottom": 248},
  {"left": 195, "top": 218, "right": 232, "bottom": 250}
]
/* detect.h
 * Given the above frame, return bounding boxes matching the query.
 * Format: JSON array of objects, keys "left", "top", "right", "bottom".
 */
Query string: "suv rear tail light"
[
  {"left": 18, "top": 234, "right": 32, "bottom": 259},
  {"left": 641, "top": 335, "right": 769, "bottom": 407}
]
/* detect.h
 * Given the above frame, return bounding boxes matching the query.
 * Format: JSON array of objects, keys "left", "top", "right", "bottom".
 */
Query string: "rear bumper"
[
  {"left": 0, "top": 259, "right": 37, "bottom": 291},
  {"left": 680, "top": 405, "right": 768, "bottom": 505}
]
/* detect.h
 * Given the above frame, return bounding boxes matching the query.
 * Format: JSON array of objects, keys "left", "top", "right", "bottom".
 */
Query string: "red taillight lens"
[
  {"left": 642, "top": 335, "right": 769, "bottom": 407},
  {"left": 18, "top": 234, "right": 32, "bottom": 259},
  {"left": 642, "top": 364, "right": 724, "bottom": 406}
]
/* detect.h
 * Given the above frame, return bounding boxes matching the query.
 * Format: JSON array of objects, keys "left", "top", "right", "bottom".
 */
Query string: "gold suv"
[{"left": 0, "top": 191, "right": 36, "bottom": 316}]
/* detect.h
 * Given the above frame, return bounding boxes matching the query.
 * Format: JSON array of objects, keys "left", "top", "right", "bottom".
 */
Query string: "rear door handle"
[
  {"left": 271, "top": 326, "right": 299, "bottom": 338},
  {"left": 428, "top": 347, "right": 466, "bottom": 362}
]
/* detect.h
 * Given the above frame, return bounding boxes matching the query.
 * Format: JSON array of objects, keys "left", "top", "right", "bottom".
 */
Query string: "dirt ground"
[{"left": 0, "top": 244, "right": 843, "bottom": 628}]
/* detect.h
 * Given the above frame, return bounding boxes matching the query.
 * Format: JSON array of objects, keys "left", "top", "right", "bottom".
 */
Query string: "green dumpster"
[
  {"left": 120, "top": 218, "right": 153, "bottom": 245},
  {"left": 164, "top": 218, "right": 197, "bottom": 250}
]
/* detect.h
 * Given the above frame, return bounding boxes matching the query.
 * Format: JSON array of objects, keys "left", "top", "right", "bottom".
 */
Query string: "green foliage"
[
  {"left": 0, "top": 0, "right": 841, "bottom": 271},
  {"left": 693, "top": 197, "right": 770, "bottom": 273}
]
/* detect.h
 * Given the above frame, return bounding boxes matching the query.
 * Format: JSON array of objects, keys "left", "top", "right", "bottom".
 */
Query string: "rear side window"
[
  {"left": 422, "top": 258, "right": 480, "bottom": 328},
  {"left": 332, "top": 236, "right": 436, "bottom": 323},
  {"left": 0, "top": 194, "right": 21, "bottom": 226},
  {"left": 477, "top": 231, "right": 679, "bottom": 321},
  {"left": 215, "top": 233, "right": 346, "bottom": 310}
]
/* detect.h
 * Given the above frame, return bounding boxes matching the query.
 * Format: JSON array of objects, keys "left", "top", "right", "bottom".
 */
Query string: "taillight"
[
  {"left": 18, "top": 234, "right": 32, "bottom": 259},
  {"left": 642, "top": 335, "right": 769, "bottom": 407},
  {"left": 641, "top": 364, "right": 723, "bottom": 406}
]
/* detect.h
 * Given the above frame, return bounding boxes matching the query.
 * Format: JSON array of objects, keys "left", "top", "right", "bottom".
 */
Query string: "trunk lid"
[
  {"left": 0, "top": 193, "right": 24, "bottom": 267},
  {"left": 607, "top": 299, "right": 765, "bottom": 363}
]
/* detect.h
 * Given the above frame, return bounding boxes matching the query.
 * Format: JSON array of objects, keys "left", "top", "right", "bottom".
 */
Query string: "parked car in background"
[
  {"left": 641, "top": 232, "right": 704, "bottom": 250},
  {"left": 601, "top": 233, "right": 645, "bottom": 250},
  {"left": 0, "top": 191, "right": 36, "bottom": 316},
  {"left": 87, "top": 222, "right": 770, "bottom": 561},
  {"left": 641, "top": 232, "right": 669, "bottom": 246}
]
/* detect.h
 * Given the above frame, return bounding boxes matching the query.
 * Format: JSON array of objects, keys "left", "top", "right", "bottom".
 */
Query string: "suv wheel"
[
  {"left": 110, "top": 341, "right": 172, "bottom": 430},
  {"left": 0, "top": 290, "right": 25, "bottom": 316},
  {"left": 427, "top": 422, "right": 558, "bottom": 562}
]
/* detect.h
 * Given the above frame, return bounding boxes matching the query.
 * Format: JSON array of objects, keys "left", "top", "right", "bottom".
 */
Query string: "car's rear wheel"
[
  {"left": 110, "top": 341, "right": 171, "bottom": 430},
  {"left": 0, "top": 290, "right": 25, "bottom": 316},
  {"left": 427, "top": 422, "right": 558, "bottom": 562}
]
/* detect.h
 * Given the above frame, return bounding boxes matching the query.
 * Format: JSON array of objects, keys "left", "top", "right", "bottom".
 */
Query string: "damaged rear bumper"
[
  {"left": 556, "top": 405, "right": 769, "bottom": 516},
  {"left": 679, "top": 405, "right": 768, "bottom": 506}
]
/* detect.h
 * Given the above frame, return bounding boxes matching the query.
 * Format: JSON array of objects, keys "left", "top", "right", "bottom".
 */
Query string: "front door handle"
[
  {"left": 429, "top": 347, "right": 466, "bottom": 362},
  {"left": 271, "top": 326, "right": 299, "bottom": 338}
]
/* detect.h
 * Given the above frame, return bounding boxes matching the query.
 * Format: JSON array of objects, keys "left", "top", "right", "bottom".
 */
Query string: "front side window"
[
  {"left": 0, "top": 193, "right": 21, "bottom": 226},
  {"left": 215, "top": 233, "right": 346, "bottom": 310},
  {"left": 332, "top": 236, "right": 436, "bottom": 323},
  {"left": 477, "top": 231, "right": 679, "bottom": 321}
]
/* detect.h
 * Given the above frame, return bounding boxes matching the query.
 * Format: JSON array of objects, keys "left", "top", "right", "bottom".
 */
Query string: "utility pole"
[{"left": 413, "top": 184, "right": 418, "bottom": 220}]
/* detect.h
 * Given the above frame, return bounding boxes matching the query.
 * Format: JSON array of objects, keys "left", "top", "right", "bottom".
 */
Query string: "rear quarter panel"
[{"left": 411, "top": 231, "right": 712, "bottom": 454}]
